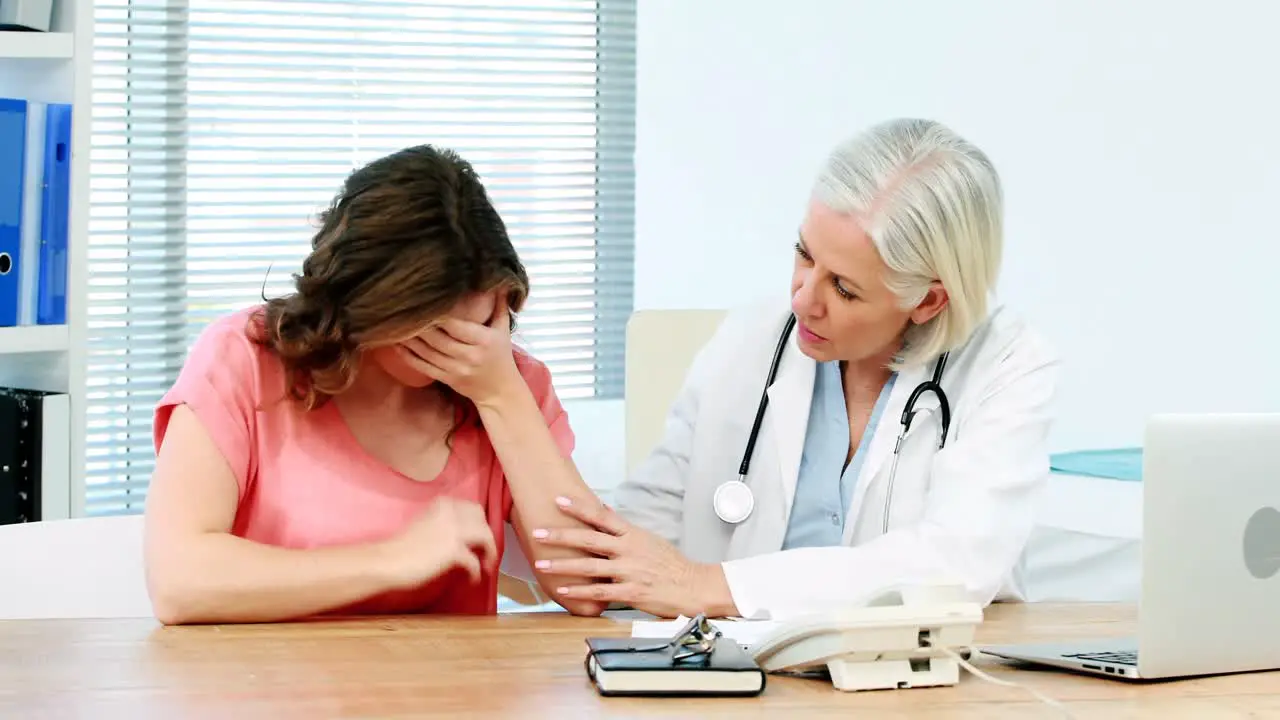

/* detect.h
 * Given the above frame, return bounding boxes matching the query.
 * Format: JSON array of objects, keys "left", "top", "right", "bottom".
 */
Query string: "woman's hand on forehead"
[
  {"left": 449, "top": 291, "right": 503, "bottom": 328},
  {"left": 401, "top": 293, "right": 521, "bottom": 407}
]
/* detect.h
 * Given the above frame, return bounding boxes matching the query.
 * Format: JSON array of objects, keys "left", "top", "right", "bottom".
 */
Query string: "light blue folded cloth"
[{"left": 1049, "top": 447, "right": 1143, "bottom": 482}]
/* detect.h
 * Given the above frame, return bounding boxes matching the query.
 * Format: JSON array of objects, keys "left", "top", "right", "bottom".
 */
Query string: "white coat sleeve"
[{"left": 719, "top": 337, "right": 1060, "bottom": 620}]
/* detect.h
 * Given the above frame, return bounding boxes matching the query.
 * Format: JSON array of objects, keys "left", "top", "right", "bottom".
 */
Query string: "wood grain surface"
[{"left": 1, "top": 603, "right": 1277, "bottom": 719}]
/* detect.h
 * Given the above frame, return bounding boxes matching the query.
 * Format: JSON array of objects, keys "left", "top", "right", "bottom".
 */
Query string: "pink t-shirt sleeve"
[
  {"left": 153, "top": 312, "right": 262, "bottom": 502},
  {"left": 515, "top": 349, "right": 575, "bottom": 458},
  {"left": 498, "top": 351, "right": 576, "bottom": 522}
]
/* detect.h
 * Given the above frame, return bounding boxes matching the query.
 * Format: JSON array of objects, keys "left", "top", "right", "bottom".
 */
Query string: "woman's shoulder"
[
  {"left": 189, "top": 305, "right": 262, "bottom": 356},
  {"left": 508, "top": 345, "right": 574, "bottom": 452},
  {"left": 511, "top": 345, "right": 557, "bottom": 400},
  {"left": 154, "top": 305, "right": 286, "bottom": 485},
  {"left": 192, "top": 304, "right": 260, "bottom": 345},
  {"left": 182, "top": 305, "right": 285, "bottom": 395}
]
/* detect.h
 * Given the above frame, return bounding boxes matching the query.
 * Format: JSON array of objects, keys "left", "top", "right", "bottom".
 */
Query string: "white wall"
[{"left": 605, "top": 0, "right": 1280, "bottom": 467}]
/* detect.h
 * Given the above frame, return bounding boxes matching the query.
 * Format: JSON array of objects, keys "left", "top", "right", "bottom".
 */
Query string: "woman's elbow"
[
  {"left": 147, "top": 579, "right": 200, "bottom": 625},
  {"left": 558, "top": 598, "right": 609, "bottom": 617},
  {"left": 152, "top": 603, "right": 195, "bottom": 627},
  {"left": 539, "top": 581, "right": 608, "bottom": 617},
  {"left": 145, "top": 557, "right": 209, "bottom": 625}
]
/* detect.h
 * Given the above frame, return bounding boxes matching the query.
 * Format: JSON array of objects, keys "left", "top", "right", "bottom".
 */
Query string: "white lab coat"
[{"left": 612, "top": 299, "right": 1060, "bottom": 620}]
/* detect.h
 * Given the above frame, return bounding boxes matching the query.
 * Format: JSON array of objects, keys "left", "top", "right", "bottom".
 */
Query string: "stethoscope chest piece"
[{"left": 713, "top": 478, "right": 754, "bottom": 524}]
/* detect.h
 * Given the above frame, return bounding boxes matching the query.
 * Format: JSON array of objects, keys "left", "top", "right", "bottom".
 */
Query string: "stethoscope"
[{"left": 712, "top": 313, "right": 952, "bottom": 534}]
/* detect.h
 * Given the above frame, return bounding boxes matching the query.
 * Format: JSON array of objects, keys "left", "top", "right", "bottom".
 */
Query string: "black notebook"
[{"left": 584, "top": 636, "right": 766, "bottom": 697}]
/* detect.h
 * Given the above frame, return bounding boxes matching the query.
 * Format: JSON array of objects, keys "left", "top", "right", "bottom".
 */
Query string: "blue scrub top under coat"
[{"left": 782, "top": 360, "right": 897, "bottom": 550}]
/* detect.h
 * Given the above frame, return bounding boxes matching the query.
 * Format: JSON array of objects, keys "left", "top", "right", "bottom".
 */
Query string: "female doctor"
[{"left": 530, "top": 118, "right": 1060, "bottom": 620}]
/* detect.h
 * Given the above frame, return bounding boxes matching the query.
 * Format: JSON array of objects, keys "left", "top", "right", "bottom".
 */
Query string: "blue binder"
[
  {"left": 0, "top": 98, "right": 27, "bottom": 328},
  {"left": 37, "top": 104, "right": 70, "bottom": 326},
  {"left": 18, "top": 100, "right": 46, "bottom": 326}
]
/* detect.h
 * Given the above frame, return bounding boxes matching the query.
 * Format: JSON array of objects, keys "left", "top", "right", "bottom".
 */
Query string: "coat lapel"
[
  {"left": 847, "top": 361, "right": 941, "bottom": 520},
  {"left": 758, "top": 328, "right": 950, "bottom": 542},
  {"left": 764, "top": 334, "right": 815, "bottom": 522}
]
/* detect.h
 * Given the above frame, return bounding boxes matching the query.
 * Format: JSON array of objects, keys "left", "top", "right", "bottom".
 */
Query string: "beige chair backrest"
[
  {"left": 624, "top": 309, "right": 728, "bottom": 475},
  {"left": 0, "top": 515, "right": 153, "bottom": 619}
]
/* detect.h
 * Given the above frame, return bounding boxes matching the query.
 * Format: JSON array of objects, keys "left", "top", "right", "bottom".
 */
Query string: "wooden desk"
[{"left": 1, "top": 603, "right": 1276, "bottom": 718}]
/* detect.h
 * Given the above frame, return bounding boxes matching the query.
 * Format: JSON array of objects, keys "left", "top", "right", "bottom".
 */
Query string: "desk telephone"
[
  {"left": 744, "top": 584, "right": 983, "bottom": 692},
  {"left": 621, "top": 587, "right": 1073, "bottom": 712}
]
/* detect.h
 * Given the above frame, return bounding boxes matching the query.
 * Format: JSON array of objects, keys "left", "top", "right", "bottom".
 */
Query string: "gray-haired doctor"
[{"left": 529, "top": 118, "right": 1060, "bottom": 620}]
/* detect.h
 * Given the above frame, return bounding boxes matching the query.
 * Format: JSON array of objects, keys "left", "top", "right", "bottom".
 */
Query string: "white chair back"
[
  {"left": 0, "top": 515, "right": 153, "bottom": 619},
  {"left": 624, "top": 309, "right": 727, "bottom": 474}
]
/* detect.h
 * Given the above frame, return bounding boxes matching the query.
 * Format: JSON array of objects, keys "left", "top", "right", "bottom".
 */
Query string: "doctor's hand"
[
  {"left": 531, "top": 496, "right": 739, "bottom": 618},
  {"left": 399, "top": 297, "right": 525, "bottom": 409}
]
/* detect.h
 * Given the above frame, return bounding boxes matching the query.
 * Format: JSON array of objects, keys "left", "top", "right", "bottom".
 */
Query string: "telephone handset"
[{"left": 747, "top": 584, "right": 984, "bottom": 692}]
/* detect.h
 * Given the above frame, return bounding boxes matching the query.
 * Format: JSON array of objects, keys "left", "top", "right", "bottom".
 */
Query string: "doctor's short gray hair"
[{"left": 812, "top": 118, "right": 1002, "bottom": 369}]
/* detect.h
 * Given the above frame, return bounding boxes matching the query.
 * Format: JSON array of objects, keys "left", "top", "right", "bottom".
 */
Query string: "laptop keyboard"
[{"left": 1065, "top": 650, "right": 1138, "bottom": 666}]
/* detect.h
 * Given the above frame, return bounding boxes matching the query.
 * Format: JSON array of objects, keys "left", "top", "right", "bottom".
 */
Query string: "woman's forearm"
[
  {"left": 148, "top": 533, "right": 403, "bottom": 625},
  {"left": 475, "top": 388, "right": 607, "bottom": 616}
]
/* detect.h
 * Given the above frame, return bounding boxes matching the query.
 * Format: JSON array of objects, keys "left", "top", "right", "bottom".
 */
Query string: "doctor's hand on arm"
[
  {"left": 144, "top": 406, "right": 499, "bottom": 625},
  {"left": 402, "top": 298, "right": 610, "bottom": 617},
  {"left": 531, "top": 497, "right": 739, "bottom": 618}
]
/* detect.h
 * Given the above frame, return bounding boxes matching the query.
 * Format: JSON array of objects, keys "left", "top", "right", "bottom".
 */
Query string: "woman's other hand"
[{"left": 379, "top": 497, "right": 499, "bottom": 589}]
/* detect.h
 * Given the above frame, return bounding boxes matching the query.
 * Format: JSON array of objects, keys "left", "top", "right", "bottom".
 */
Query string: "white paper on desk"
[{"left": 631, "top": 616, "right": 781, "bottom": 650}]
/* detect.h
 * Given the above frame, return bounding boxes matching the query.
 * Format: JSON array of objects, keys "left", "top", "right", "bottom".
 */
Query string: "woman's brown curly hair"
[{"left": 248, "top": 144, "right": 529, "bottom": 410}]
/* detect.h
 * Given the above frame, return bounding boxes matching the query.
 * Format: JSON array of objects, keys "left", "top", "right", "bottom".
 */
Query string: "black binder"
[
  {"left": 0, "top": 387, "right": 62, "bottom": 525},
  {"left": 584, "top": 636, "right": 766, "bottom": 697}
]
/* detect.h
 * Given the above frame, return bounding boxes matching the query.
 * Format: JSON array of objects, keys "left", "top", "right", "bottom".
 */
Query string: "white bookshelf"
[
  {"left": 0, "top": 31, "right": 74, "bottom": 59},
  {"left": 0, "top": 325, "right": 70, "bottom": 353},
  {"left": 0, "top": 0, "right": 92, "bottom": 522}
]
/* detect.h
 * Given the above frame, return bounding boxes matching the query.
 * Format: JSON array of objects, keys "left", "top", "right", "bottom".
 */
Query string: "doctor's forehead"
[{"left": 799, "top": 200, "right": 886, "bottom": 280}]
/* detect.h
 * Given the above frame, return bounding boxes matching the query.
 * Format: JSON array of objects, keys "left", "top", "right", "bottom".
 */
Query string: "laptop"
[{"left": 981, "top": 413, "right": 1280, "bottom": 680}]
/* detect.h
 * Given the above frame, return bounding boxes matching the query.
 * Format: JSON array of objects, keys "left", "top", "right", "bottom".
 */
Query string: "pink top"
[{"left": 153, "top": 307, "right": 574, "bottom": 616}]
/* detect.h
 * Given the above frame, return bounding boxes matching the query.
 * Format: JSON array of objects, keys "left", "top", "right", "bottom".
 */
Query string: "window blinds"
[{"left": 87, "top": 0, "right": 636, "bottom": 516}]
